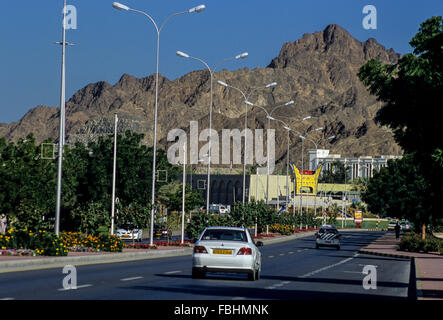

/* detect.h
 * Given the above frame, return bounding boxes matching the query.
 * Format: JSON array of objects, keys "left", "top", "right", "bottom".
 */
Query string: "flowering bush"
[
  {"left": 60, "top": 232, "right": 123, "bottom": 252},
  {"left": 0, "top": 228, "right": 67, "bottom": 256},
  {"left": 30, "top": 230, "right": 68, "bottom": 256},
  {"left": 270, "top": 224, "right": 296, "bottom": 235}
]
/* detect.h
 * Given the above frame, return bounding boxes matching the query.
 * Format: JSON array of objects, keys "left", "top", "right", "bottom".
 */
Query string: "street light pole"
[
  {"left": 113, "top": 2, "right": 205, "bottom": 246},
  {"left": 111, "top": 113, "right": 118, "bottom": 235},
  {"left": 176, "top": 51, "right": 248, "bottom": 214},
  {"left": 181, "top": 144, "right": 186, "bottom": 244},
  {"left": 55, "top": 0, "right": 70, "bottom": 236},
  {"left": 246, "top": 101, "right": 294, "bottom": 205},
  {"left": 217, "top": 81, "right": 277, "bottom": 204}
]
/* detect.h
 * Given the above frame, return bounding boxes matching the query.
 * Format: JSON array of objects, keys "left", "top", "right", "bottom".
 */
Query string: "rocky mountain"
[{"left": 2, "top": 24, "right": 403, "bottom": 172}]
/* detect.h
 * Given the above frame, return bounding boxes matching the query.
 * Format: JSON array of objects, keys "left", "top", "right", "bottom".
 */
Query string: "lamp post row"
[{"left": 55, "top": 2, "right": 334, "bottom": 241}]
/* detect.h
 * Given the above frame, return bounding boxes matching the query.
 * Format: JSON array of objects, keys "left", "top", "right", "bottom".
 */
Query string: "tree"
[
  {"left": 157, "top": 181, "right": 205, "bottom": 213},
  {"left": 359, "top": 16, "right": 443, "bottom": 238},
  {"left": 361, "top": 155, "right": 429, "bottom": 236}
]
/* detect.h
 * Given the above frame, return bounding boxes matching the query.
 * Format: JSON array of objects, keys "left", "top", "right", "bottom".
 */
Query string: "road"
[{"left": 0, "top": 231, "right": 413, "bottom": 300}]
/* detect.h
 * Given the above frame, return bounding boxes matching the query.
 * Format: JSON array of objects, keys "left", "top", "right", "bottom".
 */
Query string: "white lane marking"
[
  {"left": 268, "top": 255, "right": 275, "bottom": 258},
  {"left": 288, "top": 251, "right": 294, "bottom": 254},
  {"left": 164, "top": 270, "right": 181, "bottom": 275},
  {"left": 232, "top": 297, "right": 246, "bottom": 300},
  {"left": 58, "top": 284, "right": 92, "bottom": 291},
  {"left": 279, "top": 253, "right": 285, "bottom": 256},
  {"left": 120, "top": 276, "right": 144, "bottom": 281},
  {"left": 299, "top": 253, "right": 359, "bottom": 278},
  {"left": 343, "top": 271, "right": 363, "bottom": 274},
  {"left": 265, "top": 281, "right": 291, "bottom": 290},
  {"left": 0, "top": 297, "right": 14, "bottom": 300}
]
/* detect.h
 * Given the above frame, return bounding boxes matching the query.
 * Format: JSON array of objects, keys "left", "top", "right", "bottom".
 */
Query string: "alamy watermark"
[
  {"left": 362, "top": 265, "right": 377, "bottom": 290},
  {"left": 167, "top": 121, "right": 276, "bottom": 174},
  {"left": 62, "top": 265, "right": 77, "bottom": 290},
  {"left": 63, "top": 4, "right": 77, "bottom": 30},
  {"left": 362, "top": 5, "right": 377, "bottom": 30}
]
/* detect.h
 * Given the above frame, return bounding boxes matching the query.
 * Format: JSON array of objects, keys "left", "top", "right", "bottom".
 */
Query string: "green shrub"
[
  {"left": 399, "top": 232, "right": 443, "bottom": 253},
  {"left": 29, "top": 230, "right": 68, "bottom": 256}
]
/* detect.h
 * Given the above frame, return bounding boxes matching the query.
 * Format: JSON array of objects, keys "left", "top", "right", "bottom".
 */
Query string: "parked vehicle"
[
  {"left": 400, "top": 221, "right": 412, "bottom": 232},
  {"left": 208, "top": 204, "right": 229, "bottom": 215},
  {"left": 153, "top": 224, "right": 171, "bottom": 239},
  {"left": 192, "top": 226, "right": 262, "bottom": 281},
  {"left": 116, "top": 224, "right": 143, "bottom": 242}
]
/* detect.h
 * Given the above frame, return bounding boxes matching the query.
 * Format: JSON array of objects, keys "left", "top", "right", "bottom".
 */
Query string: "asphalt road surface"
[{"left": 0, "top": 231, "right": 413, "bottom": 300}]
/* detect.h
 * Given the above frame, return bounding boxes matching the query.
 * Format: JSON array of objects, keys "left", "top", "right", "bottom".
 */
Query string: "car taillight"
[
  {"left": 194, "top": 246, "right": 208, "bottom": 254},
  {"left": 237, "top": 247, "right": 252, "bottom": 255}
]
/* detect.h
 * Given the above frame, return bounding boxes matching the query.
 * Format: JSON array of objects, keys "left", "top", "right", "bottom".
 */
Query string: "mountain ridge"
[{"left": 1, "top": 24, "right": 403, "bottom": 170}]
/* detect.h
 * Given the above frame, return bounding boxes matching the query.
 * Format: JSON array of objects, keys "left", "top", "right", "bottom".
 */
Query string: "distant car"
[
  {"left": 387, "top": 220, "right": 398, "bottom": 231},
  {"left": 315, "top": 225, "right": 341, "bottom": 250},
  {"left": 116, "top": 224, "right": 143, "bottom": 242},
  {"left": 208, "top": 204, "right": 229, "bottom": 215},
  {"left": 192, "top": 226, "right": 262, "bottom": 281},
  {"left": 153, "top": 224, "right": 171, "bottom": 239},
  {"left": 400, "top": 221, "right": 412, "bottom": 232}
]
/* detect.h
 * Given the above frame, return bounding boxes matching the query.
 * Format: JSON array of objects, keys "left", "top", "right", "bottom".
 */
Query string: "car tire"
[
  {"left": 192, "top": 268, "right": 205, "bottom": 279},
  {"left": 248, "top": 270, "right": 256, "bottom": 281},
  {"left": 315, "top": 243, "right": 319, "bottom": 249},
  {"left": 255, "top": 269, "right": 260, "bottom": 280},
  {"left": 336, "top": 245, "right": 340, "bottom": 250}
]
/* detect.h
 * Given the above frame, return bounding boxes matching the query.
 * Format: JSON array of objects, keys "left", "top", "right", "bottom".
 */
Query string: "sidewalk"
[
  {"left": 359, "top": 232, "right": 443, "bottom": 300},
  {"left": 0, "top": 230, "right": 317, "bottom": 273}
]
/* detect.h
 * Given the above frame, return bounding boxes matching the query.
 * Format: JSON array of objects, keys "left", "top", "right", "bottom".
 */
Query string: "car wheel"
[
  {"left": 255, "top": 269, "right": 260, "bottom": 280},
  {"left": 315, "top": 243, "right": 319, "bottom": 249},
  {"left": 192, "top": 268, "right": 205, "bottom": 279},
  {"left": 336, "top": 245, "right": 340, "bottom": 250},
  {"left": 248, "top": 270, "right": 257, "bottom": 281}
]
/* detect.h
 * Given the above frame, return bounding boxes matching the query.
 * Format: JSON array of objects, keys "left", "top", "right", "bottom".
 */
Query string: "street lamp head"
[
  {"left": 299, "top": 135, "right": 305, "bottom": 140},
  {"left": 112, "top": 2, "right": 130, "bottom": 11},
  {"left": 176, "top": 51, "right": 190, "bottom": 58},
  {"left": 267, "top": 115, "right": 276, "bottom": 120},
  {"left": 217, "top": 80, "right": 228, "bottom": 87},
  {"left": 302, "top": 116, "right": 312, "bottom": 121},
  {"left": 266, "top": 82, "right": 277, "bottom": 88},
  {"left": 244, "top": 100, "right": 254, "bottom": 106},
  {"left": 235, "top": 52, "right": 249, "bottom": 59},
  {"left": 283, "top": 126, "right": 291, "bottom": 131},
  {"left": 315, "top": 127, "right": 324, "bottom": 131},
  {"left": 328, "top": 135, "right": 336, "bottom": 140},
  {"left": 189, "top": 4, "right": 206, "bottom": 13},
  {"left": 285, "top": 100, "right": 295, "bottom": 106}
]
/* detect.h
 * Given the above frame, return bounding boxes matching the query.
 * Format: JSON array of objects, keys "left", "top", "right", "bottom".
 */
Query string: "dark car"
[{"left": 153, "top": 224, "right": 172, "bottom": 240}]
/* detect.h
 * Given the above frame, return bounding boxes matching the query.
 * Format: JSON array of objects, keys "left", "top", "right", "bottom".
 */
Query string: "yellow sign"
[
  {"left": 291, "top": 164, "right": 322, "bottom": 196},
  {"left": 354, "top": 211, "right": 363, "bottom": 222}
]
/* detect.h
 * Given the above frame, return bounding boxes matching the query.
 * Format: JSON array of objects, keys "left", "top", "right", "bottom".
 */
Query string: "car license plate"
[
  {"left": 213, "top": 249, "right": 232, "bottom": 255},
  {"left": 122, "top": 235, "right": 130, "bottom": 238}
]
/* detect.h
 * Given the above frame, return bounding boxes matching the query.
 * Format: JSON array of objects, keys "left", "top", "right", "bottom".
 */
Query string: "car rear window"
[
  {"left": 201, "top": 229, "right": 247, "bottom": 242},
  {"left": 320, "top": 228, "right": 338, "bottom": 234}
]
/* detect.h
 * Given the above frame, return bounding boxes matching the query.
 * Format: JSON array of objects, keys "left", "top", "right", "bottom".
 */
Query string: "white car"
[
  {"left": 192, "top": 226, "right": 262, "bottom": 281},
  {"left": 315, "top": 225, "right": 341, "bottom": 250},
  {"left": 116, "top": 225, "right": 143, "bottom": 242}
]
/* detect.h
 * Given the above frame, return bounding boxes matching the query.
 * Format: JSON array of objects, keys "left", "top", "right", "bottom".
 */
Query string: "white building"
[{"left": 308, "top": 149, "right": 402, "bottom": 180}]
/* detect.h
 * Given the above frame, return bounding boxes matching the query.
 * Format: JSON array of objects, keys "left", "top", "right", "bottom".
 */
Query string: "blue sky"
[{"left": 1, "top": 0, "right": 442, "bottom": 123}]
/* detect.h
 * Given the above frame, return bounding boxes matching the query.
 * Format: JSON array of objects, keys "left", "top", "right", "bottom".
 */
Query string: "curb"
[
  {"left": 0, "top": 248, "right": 193, "bottom": 273},
  {"left": 0, "top": 231, "right": 317, "bottom": 273},
  {"left": 358, "top": 249, "right": 413, "bottom": 260}
]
